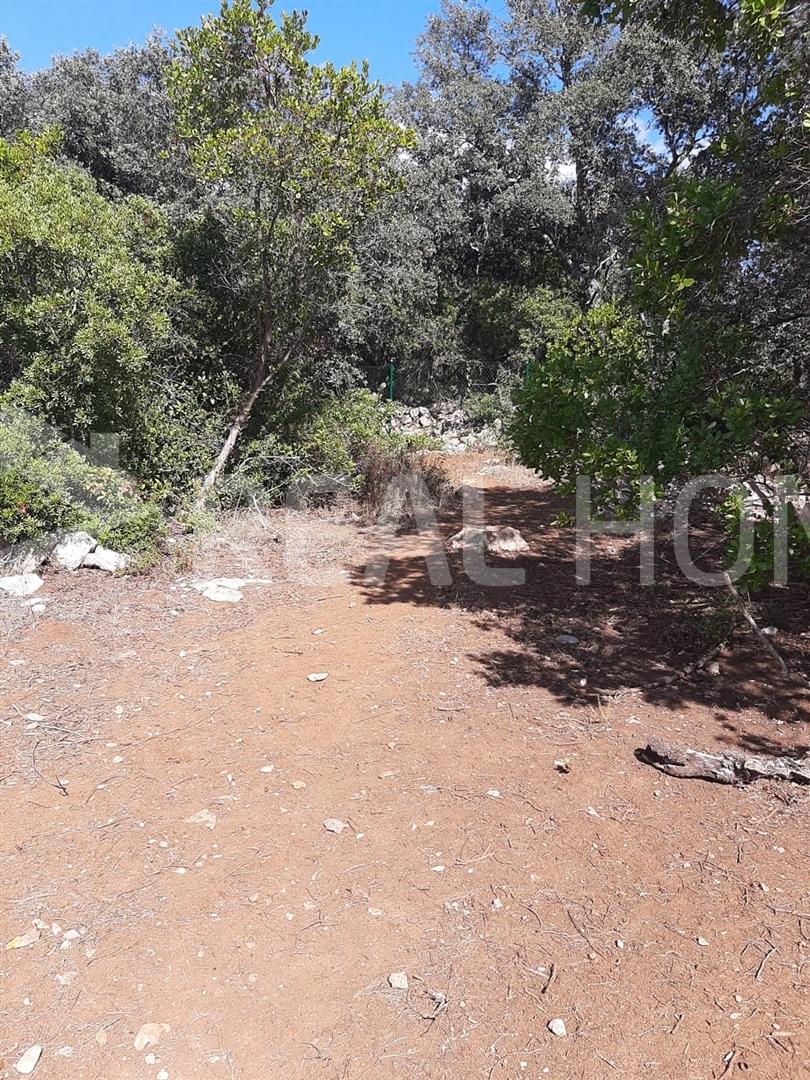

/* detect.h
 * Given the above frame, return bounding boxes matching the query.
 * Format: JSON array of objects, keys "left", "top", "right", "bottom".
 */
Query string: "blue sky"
[{"left": 0, "top": 0, "right": 443, "bottom": 84}]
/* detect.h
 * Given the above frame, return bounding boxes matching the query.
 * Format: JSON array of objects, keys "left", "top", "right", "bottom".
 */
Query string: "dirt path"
[{"left": 1, "top": 463, "right": 809, "bottom": 1079}]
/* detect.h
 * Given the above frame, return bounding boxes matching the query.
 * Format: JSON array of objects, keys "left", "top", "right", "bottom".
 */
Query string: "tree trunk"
[{"left": 195, "top": 325, "right": 271, "bottom": 509}]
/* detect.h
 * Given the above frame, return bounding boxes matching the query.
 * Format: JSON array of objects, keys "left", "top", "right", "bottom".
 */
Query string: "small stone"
[
  {"left": 697, "top": 936, "right": 710, "bottom": 947},
  {"left": 486, "top": 789, "right": 501, "bottom": 798},
  {"left": 81, "top": 546, "right": 131, "bottom": 573},
  {"left": 554, "top": 758, "right": 572, "bottom": 773},
  {"left": 14, "top": 1044, "right": 42, "bottom": 1074},
  {"left": 388, "top": 971, "right": 408, "bottom": 991},
  {"left": 290, "top": 780, "right": 307, "bottom": 790},
  {"left": 307, "top": 672, "right": 328, "bottom": 682},
  {"left": 133, "top": 1023, "right": 166, "bottom": 1052},
  {"left": 260, "top": 764, "right": 274, "bottom": 773},
  {"left": 555, "top": 634, "right": 579, "bottom": 646},
  {"left": 491, "top": 898, "right": 503, "bottom": 911},
  {"left": 184, "top": 809, "right": 216, "bottom": 829},
  {"left": 144, "top": 1053, "right": 156, "bottom": 1065},
  {"left": 705, "top": 662, "right": 720, "bottom": 676},
  {"left": 95, "top": 1030, "right": 108, "bottom": 1047},
  {"left": 157, "top": 1071, "right": 169, "bottom": 1080},
  {"left": 548, "top": 1018, "right": 567, "bottom": 1037},
  {"left": 0, "top": 574, "right": 43, "bottom": 598},
  {"left": 323, "top": 818, "right": 348, "bottom": 834},
  {"left": 6, "top": 927, "right": 40, "bottom": 950},
  {"left": 367, "top": 907, "right": 383, "bottom": 917},
  {"left": 201, "top": 583, "right": 242, "bottom": 603}
]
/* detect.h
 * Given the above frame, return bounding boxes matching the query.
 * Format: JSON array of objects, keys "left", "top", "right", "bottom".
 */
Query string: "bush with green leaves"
[
  {"left": 511, "top": 303, "right": 651, "bottom": 501},
  {"left": 0, "top": 406, "right": 164, "bottom": 558}
]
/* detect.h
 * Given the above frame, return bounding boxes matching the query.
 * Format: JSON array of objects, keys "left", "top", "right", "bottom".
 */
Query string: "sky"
[{"left": 0, "top": 0, "right": 442, "bottom": 84}]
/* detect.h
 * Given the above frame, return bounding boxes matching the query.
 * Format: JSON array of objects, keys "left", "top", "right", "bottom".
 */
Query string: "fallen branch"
[{"left": 636, "top": 738, "right": 810, "bottom": 785}]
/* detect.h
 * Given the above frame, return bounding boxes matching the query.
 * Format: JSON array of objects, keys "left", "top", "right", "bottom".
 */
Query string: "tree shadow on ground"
[{"left": 353, "top": 483, "right": 810, "bottom": 736}]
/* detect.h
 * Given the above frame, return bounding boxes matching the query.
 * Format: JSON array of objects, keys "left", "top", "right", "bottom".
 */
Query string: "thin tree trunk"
[{"left": 195, "top": 324, "right": 272, "bottom": 509}]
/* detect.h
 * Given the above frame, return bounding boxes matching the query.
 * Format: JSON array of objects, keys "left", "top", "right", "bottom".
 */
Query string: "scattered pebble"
[
  {"left": 388, "top": 971, "right": 409, "bottom": 991},
  {"left": 184, "top": 809, "right": 217, "bottom": 829},
  {"left": 290, "top": 780, "right": 307, "bottom": 790},
  {"left": 260, "top": 764, "right": 274, "bottom": 773},
  {"left": 307, "top": 672, "right": 329, "bottom": 682},
  {"left": 133, "top": 1023, "right": 167, "bottom": 1052},
  {"left": 697, "top": 936, "right": 710, "bottom": 947},
  {"left": 555, "top": 634, "right": 579, "bottom": 646},
  {"left": 323, "top": 818, "right": 348, "bottom": 834},
  {"left": 554, "top": 758, "right": 571, "bottom": 773},
  {"left": 6, "top": 928, "right": 40, "bottom": 950},
  {"left": 548, "top": 1018, "right": 567, "bottom": 1037},
  {"left": 14, "top": 1044, "right": 42, "bottom": 1075}
]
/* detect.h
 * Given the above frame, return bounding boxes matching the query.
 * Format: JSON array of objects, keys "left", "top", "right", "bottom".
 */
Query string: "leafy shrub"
[
  {"left": 0, "top": 406, "right": 165, "bottom": 557},
  {"left": 0, "top": 467, "right": 77, "bottom": 544},
  {"left": 96, "top": 502, "right": 166, "bottom": 560},
  {"left": 511, "top": 303, "right": 650, "bottom": 502}
]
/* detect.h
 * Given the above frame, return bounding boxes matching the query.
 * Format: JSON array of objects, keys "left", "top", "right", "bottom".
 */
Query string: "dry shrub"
[{"left": 359, "top": 445, "right": 458, "bottom": 525}]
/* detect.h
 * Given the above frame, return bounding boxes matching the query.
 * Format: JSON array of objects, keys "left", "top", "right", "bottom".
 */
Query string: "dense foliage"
[{"left": 0, "top": 0, "right": 806, "bottom": 582}]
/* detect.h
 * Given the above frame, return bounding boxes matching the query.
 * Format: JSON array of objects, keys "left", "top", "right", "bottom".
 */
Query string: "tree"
[
  {"left": 28, "top": 35, "right": 180, "bottom": 198},
  {"left": 0, "top": 38, "right": 28, "bottom": 137},
  {"left": 0, "top": 132, "right": 184, "bottom": 457},
  {"left": 167, "top": 0, "right": 411, "bottom": 503}
]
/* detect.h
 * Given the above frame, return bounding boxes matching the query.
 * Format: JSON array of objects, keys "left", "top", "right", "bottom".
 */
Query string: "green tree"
[
  {"left": 167, "top": 0, "right": 411, "bottom": 503},
  {"left": 0, "top": 132, "right": 181, "bottom": 444}
]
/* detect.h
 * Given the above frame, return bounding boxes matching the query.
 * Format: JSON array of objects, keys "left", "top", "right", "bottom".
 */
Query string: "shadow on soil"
[{"left": 352, "top": 483, "right": 810, "bottom": 746}]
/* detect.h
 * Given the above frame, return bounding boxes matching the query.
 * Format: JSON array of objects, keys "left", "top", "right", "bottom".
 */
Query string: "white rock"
[
  {"left": 555, "top": 634, "right": 579, "bottom": 645},
  {"left": 323, "top": 818, "right": 348, "bottom": 834},
  {"left": 201, "top": 583, "right": 242, "bottom": 603},
  {"left": 133, "top": 1023, "right": 165, "bottom": 1051},
  {"left": 447, "top": 525, "right": 530, "bottom": 557},
  {"left": 0, "top": 574, "right": 44, "bottom": 597},
  {"left": 52, "top": 532, "right": 97, "bottom": 571},
  {"left": 82, "top": 546, "right": 131, "bottom": 573},
  {"left": 14, "top": 1044, "right": 42, "bottom": 1074},
  {"left": 547, "top": 1018, "right": 567, "bottom": 1037},
  {"left": 388, "top": 971, "right": 409, "bottom": 990},
  {"left": 307, "top": 672, "right": 328, "bottom": 682},
  {"left": 484, "top": 525, "right": 531, "bottom": 555},
  {"left": 184, "top": 809, "right": 216, "bottom": 829}
]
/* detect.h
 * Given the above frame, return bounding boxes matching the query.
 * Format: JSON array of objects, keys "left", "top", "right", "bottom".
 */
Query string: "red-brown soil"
[{"left": 1, "top": 461, "right": 808, "bottom": 1079}]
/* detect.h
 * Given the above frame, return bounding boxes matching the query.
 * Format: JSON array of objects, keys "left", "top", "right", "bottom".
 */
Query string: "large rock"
[
  {"left": 53, "top": 531, "right": 97, "bottom": 571},
  {"left": 447, "top": 525, "right": 530, "bottom": 556},
  {"left": 0, "top": 574, "right": 44, "bottom": 597},
  {"left": 81, "top": 546, "right": 131, "bottom": 573}
]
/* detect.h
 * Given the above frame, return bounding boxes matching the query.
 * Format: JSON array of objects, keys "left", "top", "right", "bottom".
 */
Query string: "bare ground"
[{"left": 1, "top": 458, "right": 809, "bottom": 1080}]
